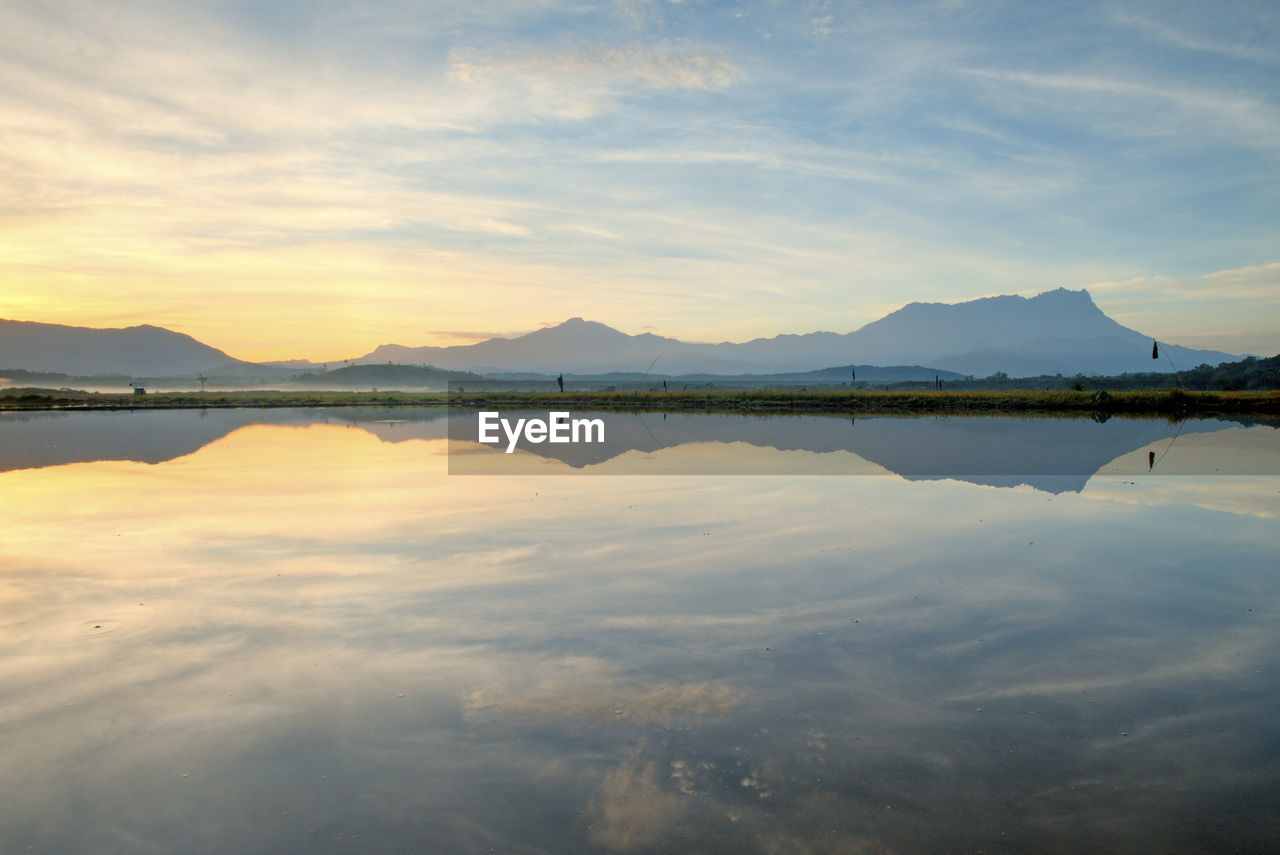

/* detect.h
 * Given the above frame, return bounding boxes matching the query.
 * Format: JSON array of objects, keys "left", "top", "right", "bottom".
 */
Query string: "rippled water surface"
[{"left": 1, "top": 408, "right": 1277, "bottom": 853}]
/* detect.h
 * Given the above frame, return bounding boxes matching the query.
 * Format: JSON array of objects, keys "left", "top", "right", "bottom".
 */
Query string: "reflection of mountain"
[
  {"left": 448, "top": 411, "right": 1270, "bottom": 492},
  {"left": 2, "top": 408, "right": 1271, "bottom": 493},
  {"left": 834, "top": 417, "right": 1193, "bottom": 493},
  {"left": 0, "top": 408, "right": 448, "bottom": 472},
  {"left": 0, "top": 410, "right": 273, "bottom": 470}
]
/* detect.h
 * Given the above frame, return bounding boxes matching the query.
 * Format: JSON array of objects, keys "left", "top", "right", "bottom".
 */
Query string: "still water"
[{"left": 1, "top": 408, "right": 1277, "bottom": 854}]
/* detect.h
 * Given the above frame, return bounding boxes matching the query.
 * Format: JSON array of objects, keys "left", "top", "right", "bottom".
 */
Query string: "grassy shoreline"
[{"left": 2, "top": 388, "right": 1279, "bottom": 415}]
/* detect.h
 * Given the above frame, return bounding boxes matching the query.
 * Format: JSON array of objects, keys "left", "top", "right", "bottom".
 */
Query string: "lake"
[{"left": 1, "top": 408, "right": 1277, "bottom": 853}]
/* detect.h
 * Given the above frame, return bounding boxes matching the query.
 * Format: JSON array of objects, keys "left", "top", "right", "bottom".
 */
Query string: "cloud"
[
  {"left": 588, "top": 752, "right": 681, "bottom": 852},
  {"left": 2, "top": 0, "right": 1278, "bottom": 358},
  {"left": 462, "top": 672, "right": 740, "bottom": 726},
  {"left": 443, "top": 43, "right": 739, "bottom": 121},
  {"left": 1088, "top": 261, "right": 1280, "bottom": 302},
  {"left": 448, "top": 44, "right": 739, "bottom": 92},
  {"left": 425, "top": 329, "right": 533, "bottom": 343},
  {"left": 1154, "top": 331, "right": 1280, "bottom": 357},
  {"left": 1112, "top": 10, "right": 1280, "bottom": 65},
  {"left": 1085, "top": 262, "right": 1280, "bottom": 353},
  {"left": 960, "top": 67, "right": 1280, "bottom": 152}
]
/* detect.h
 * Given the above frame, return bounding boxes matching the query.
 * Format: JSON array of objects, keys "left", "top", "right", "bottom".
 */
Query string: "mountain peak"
[
  {"left": 1034, "top": 286, "right": 1094, "bottom": 302},
  {"left": 536, "top": 317, "right": 623, "bottom": 336},
  {"left": 1030, "top": 287, "right": 1106, "bottom": 318},
  {"left": 543, "top": 317, "right": 614, "bottom": 333}
]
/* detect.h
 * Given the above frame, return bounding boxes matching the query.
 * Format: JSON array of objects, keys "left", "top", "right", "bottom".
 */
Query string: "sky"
[{"left": 1, "top": 0, "right": 1277, "bottom": 362}]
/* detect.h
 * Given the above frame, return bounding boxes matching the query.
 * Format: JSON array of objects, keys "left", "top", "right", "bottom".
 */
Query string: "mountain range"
[
  {"left": 0, "top": 289, "right": 1242, "bottom": 379},
  {"left": 358, "top": 288, "right": 1238, "bottom": 376},
  {"left": 0, "top": 319, "right": 249, "bottom": 376}
]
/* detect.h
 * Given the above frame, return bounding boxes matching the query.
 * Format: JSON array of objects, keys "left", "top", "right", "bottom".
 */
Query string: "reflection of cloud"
[
  {"left": 1084, "top": 475, "right": 1280, "bottom": 520},
  {"left": 760, "top": 830, "right": 894, "bottom": 855},
  {"left": 761, "top": 832, "right": 893, "bottom": 855},
  {"left": 739, "top": 772, "right": 773, "bottom": 799},
  {"left": 146, "top": 703, "right": 294, "bottom": 734},
  {"left": 948, "top": 602, "right": 1280, "bottom": 702},
  {"left": 669, "top": 758, "right": 716, "bottom": 797},
  {"left": 463, "top": 672, "right": 739, "bottom": 725},
  {"left": 2, "top": 412, "right": 1278, "bottom": 851},
  {"left": 589, "top": 751, "right": 680, "bottom": 852}
]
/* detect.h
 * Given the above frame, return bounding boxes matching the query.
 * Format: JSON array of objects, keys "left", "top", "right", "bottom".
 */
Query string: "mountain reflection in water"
[
  {"left": 3, "top": 408, "right": 1277, "bottom": 492},
  {"left": 0, "top": 409, "right": 1276, "bottom": 854}
]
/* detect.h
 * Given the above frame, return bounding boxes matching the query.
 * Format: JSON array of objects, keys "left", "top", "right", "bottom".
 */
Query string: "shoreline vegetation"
[{"left": 2, "top": 388, "right": 1279, "bottom": 416}]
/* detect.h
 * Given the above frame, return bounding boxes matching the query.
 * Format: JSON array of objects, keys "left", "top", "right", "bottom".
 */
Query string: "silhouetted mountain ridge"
[
  {"left": 0, "top": 289, "right": 1243, "bottom": 378},
  {"left": 0, "top": 319, "right": 250, "bottom": 376},
  {"left": 355, "top": 289, "right": 1238, "bottom": 375}
]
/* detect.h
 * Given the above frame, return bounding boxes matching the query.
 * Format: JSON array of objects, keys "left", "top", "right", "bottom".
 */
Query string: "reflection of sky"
[{"left": 1, "top": 423, "right": 1278, "bottom": 853}]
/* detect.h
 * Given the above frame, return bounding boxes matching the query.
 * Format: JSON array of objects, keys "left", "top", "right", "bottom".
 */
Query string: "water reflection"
[
  {"left": 447, "top": 410, "right": 1280, "bottom": 488},
  {"left": 4, "top": 408, "right": 1278, "bottom": 492},
  {"left": 0, "top": 413, "right": 1277, "bottom": 853}
]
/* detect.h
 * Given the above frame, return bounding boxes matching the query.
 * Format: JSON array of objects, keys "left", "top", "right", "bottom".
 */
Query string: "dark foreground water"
[{"left": 1, "top": 409, "right": 1277, "bottom": 854}]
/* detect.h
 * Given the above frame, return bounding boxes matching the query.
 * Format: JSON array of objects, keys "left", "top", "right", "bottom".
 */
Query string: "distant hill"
[
  {"left": 767, "top": 364, "right": 968, "bottom": 384},
  {"left": 292, "top": 363, "right": 482, "bottom": 389},
  {"left": 354, "top": 289, "right": 1239, "bottom": 376},
  {"left": 360, "top": 318, "right": 755, "bottom": 375},
  {"left": 0, "top": 319, "right": 248, "bottom": 376},
  {"left": 1009, "top": 352, "right": 1280, "bottom": 391}
]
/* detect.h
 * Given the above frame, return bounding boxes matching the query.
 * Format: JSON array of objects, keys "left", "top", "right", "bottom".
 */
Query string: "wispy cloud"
[
  {"left": 1088, "top": 263, "right": 1280, "bottom": 353},
  {"left": 448, "top": 43, "right": 739, "bottom": 93},
  {"left": 960, "top": 67, "right": 1280, "bottom": 151},
  {"left": 1089, "top": 262, "right": 1280, "bottom": 302},
  {"left": 1112, "top": 9, "right": 1280, "bottom": 65},
  {"left": 426, "top": 328, "right": 534, "bottom": 343}
]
